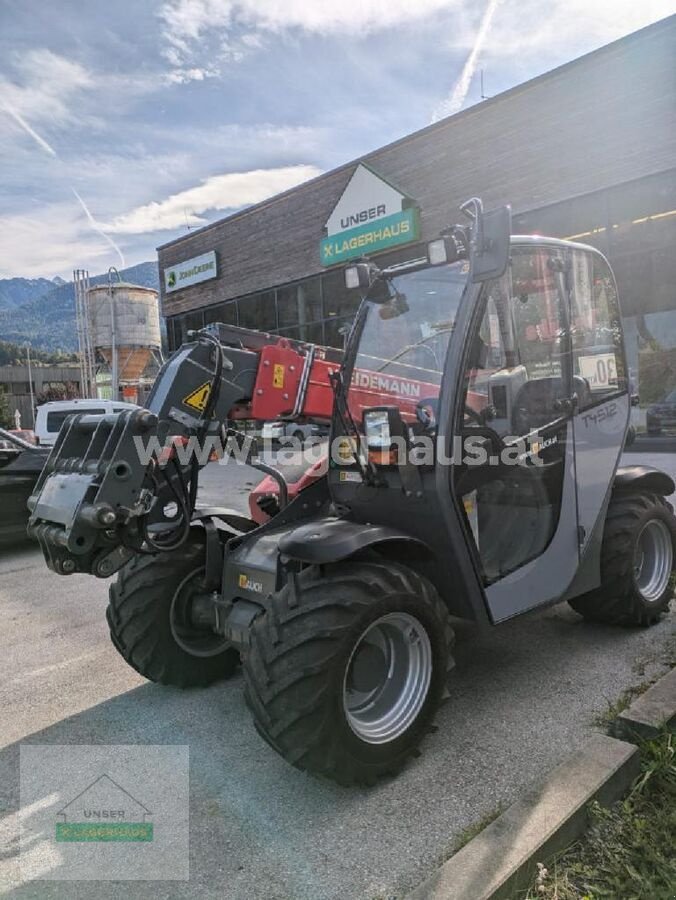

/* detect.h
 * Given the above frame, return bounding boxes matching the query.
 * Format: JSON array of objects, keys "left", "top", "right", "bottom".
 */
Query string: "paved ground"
[{"left": 0, "top": 447, "right": 675, "bottom": 899}]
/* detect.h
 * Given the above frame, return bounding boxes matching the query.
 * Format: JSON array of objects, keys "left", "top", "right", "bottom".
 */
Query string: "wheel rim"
[
  {"left": 634, "top": 519, "right": 673, "bottom": 602},
  {"left": 343, "top": 612, "right": 432, "bottom": 744},
  {"left": 170, "top": 567, "right": 232, "bottom": 657}
]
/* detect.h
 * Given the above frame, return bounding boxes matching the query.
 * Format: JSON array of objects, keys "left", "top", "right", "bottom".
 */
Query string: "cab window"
[{"left": 569, "top": 250, "right": 627, "bottom": 409}]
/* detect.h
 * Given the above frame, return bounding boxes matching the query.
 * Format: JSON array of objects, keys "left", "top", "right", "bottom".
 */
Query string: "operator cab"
[{"left": 334, "top": 217, "right": 629, "bottom": 623}]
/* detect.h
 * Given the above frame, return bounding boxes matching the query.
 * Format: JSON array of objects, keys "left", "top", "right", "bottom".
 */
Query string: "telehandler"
[{"left": 28, "top": 199, "right": 675, "bottom": 785}]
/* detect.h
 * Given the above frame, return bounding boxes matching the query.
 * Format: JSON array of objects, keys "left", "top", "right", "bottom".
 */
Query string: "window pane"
[
  {"left": 275, "top": 279, "right": 322, "bottom": 331},
  {"left": 464, "top": 248, "right": 569, "bottom": 437},
  {"left": 277, "top": 325, "right": 300, "bottom": 342},
  {"left": 570, "top": 250, "right": 627, "bottom": 408},
  {"left": 324, "top": 315, "right": 353, "bottom": 350},
  {"left": 276, "top": 285, "right": 297, "bottom": 328},
  {"left": 322, "top": 270, "right": 361, "bottom": 321},
  {"left": 204, "top": 301, "right": 238, "bottom": 326},
  {"left": 298, "top": 279, "right": 322, "bottom": 323},
  {"left": 238, "top": 292, "right": 276, "bottom": 332}
]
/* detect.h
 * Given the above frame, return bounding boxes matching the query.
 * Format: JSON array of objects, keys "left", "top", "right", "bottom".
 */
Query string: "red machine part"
[
  {"left": 249, "top": 457, "right": 327, "bottom": 524},
  {"left": 248, "top": 341, "right": 447, "bottom": 424},
  {"left": 249, "top": 342, "right": 336, "bottom": 422}
]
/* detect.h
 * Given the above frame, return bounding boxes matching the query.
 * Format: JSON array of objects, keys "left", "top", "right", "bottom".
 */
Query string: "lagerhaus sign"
[{"left": 320, "top": 164, "right": 419, "bottom": 265}]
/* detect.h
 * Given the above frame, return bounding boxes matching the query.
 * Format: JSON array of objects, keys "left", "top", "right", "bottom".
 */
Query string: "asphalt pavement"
[{"left": 0, "top": 446, "right": 674, "bottom": 899}]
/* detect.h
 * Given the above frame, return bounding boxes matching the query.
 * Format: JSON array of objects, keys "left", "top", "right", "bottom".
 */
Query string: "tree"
[{"left": 0, "top": 385, "right": 12, "bottom": 429}]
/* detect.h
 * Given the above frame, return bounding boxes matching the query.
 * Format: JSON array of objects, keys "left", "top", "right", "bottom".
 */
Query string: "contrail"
[
  {"left": 2, "top": 99, "right": 58, "bottom": 157},
  {"left": 3, "top": 95, "right": 126, "bottom": 270},
  {"left": 71, "top": 188, "right": 126, "bottom": 269},
  {"left": 432, "top": 0, "right": 502, "bottom": 123}
]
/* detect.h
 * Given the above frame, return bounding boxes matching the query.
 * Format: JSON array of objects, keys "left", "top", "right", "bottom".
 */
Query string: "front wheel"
[
  {"left": 569, "top": 491, "right": 675, "bottom": 626},
  {"left": 243, "top": 560, "right": 454, "bottom": 785},
  {"left": 107, "top": 536, "right": 240, "bottom": 687}
]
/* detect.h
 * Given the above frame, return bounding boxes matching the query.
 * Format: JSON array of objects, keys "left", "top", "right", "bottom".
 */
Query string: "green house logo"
[
  {"left": 55, "top": 774, "right": 153, "bottom": 843},
  {"left": 167, "top": 270, "right": 176, "bottom": 288}
]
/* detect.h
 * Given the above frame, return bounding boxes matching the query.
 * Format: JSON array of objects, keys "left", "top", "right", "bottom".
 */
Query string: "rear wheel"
[
  {"left": 243, "top": 560, "right": 454, "bottom": 785},
  {"left": 107, "top": 536, "right": 239, "bottom": 687},
  {"left": 569, "top": 491, "right": 675, "bottom": 626}
]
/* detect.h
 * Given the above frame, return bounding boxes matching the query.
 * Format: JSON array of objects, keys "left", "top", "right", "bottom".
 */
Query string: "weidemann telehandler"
[{"left": 28, "top": 200, "right": 676, "bottom": 785}]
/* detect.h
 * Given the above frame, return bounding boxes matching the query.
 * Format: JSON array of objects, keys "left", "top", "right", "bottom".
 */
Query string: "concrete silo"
[{"left": 86, "top": 281, "right": 162, "bottom": 402}]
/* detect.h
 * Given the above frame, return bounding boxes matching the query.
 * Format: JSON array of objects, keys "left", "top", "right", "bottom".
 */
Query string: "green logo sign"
[
  {"left": 55, "top": 774, "right": 153, "bottom": 843},
  {"left": 320, "top": 207, "right": 419, "bottom": 266}
]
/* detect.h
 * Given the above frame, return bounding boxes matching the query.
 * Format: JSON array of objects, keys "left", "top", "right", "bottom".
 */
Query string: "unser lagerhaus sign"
[{"left": 320, "top": 164, "right": 419, "bottom": 265}]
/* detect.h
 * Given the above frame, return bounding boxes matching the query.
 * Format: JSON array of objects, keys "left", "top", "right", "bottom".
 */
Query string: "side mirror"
[
  {"left": 471, "top": 205, "right": 512, "bottom": 283},
  {"left": 631, "top": 393, "right": 640, "bottom": 407}
]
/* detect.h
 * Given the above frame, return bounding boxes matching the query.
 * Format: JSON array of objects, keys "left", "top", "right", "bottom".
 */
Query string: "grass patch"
[
  {"left": 452, "top": 804, "right": 504, "bottom": 854},
  {"left": 522, "top": 732, "right": 676, "bottom": 899},
  {"left": 594, "top": 681, "right": 652, "bottom": 729}
]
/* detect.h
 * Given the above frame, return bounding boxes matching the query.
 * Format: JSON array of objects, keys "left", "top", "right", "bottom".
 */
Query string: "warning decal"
[
  {"left": 272, "top": 364, "right": 285, "bottom": 389},
  {"left": 183, "top": 381, "right": 211, "bottom": 412}
]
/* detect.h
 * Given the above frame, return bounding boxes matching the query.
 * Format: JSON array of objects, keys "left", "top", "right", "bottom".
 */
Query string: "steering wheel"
[
  {"left": 463, "top": 405, "right": 484, "bottom": 426},
  {"left": 415, "top": 397, "right": 439, "bottom": 431},
  {"left": 461, "top": 404, "right": 506, "bottom": 457}
]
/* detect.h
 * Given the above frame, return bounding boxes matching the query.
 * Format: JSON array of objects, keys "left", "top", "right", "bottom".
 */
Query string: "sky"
[{"left": 0, "top": 0, "right": 674, "bottom": 279}]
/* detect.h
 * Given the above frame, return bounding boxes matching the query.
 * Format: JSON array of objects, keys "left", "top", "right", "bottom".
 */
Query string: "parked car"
[
  {"left": 34, "top": 399, "right": 138, "bottom": 447},
  {"left": 0, "top": 428, "right": 49, "bottom": 545},
  {"left": 646, "top": 388, "right": 676, "bottom": 436},
  {"left": 260, "top": 420, "right": 328, "bottom": 446}
]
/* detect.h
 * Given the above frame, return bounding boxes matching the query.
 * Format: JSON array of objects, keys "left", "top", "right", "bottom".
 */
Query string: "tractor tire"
[
  {"left": 243, "top": 559, "right": 454, "bottom": 785},
  {"left": 106, "top": 537, "right": 239, "bottom": 687},
  {"left": 569, "top": 491, "right": 676, "bottom": 626}
]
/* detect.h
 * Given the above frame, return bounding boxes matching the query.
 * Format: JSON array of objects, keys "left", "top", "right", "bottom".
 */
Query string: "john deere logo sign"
[
  {"left": 164, "top": 250, "right": 217, "bottom": 293},
  {"left": 320, "top": 164, "right": 419, "bottom": 265}
]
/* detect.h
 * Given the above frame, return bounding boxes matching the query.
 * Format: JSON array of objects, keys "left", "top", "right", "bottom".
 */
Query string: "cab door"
[
  {"left": 454, "top": 244, "right": 580, "bottom": 623},
  {"left": 568, "top": 249, "right": 630, "bottom": 557}
]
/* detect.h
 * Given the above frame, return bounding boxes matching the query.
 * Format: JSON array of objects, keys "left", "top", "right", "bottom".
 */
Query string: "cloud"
[
  {"left": 0, "top": 204, "right": 118, "bottom": 279},
  {"left": 0, "top": 49, "right": 92, "bottom": 128},
  {"left": 432, "top": 0, "right": 501, "bottom": 122},
  {"left": 429, "top": 1, "right": 675, "bottom": 118},
  {"left": 1, "top": 101, "right": 58, "bottom": 156},
  {"left": 104, "top": 164, "right": 323, "bottom": 234},
  {"left": 71, "top": 189, "right": 126, "bottom": 268},
  {"left": 479, "top": 0, "right": 675, "bottom": 60},
  {"left": 158, "top": 0, "right": 459, "bottom": 75}
]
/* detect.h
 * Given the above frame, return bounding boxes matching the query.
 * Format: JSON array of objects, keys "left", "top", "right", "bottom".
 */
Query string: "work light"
[
  {"left": 363, "top": 408, "right": 392, "bottom": 450},
  {"left": 344, "top": 263, "right": 372, "bottom": 290}
]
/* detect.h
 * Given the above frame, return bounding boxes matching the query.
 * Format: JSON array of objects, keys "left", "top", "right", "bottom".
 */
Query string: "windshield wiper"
[{"left": 375, "top": 325, "right": 455, "bottom": 372}]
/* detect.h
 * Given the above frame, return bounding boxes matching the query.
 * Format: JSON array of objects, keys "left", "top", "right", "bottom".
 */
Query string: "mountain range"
[{"left": 0, "top": 262, "right": 160, "bottom": 352}]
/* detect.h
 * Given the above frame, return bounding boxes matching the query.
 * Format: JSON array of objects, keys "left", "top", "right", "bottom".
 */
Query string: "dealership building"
[{"left": 158, "top": 16, "right": 675, "bottom": 404}]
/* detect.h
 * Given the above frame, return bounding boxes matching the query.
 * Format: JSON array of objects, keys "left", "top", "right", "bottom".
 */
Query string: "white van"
[{"left": 34, "top": 399, "right": 139, "bottom": 447}]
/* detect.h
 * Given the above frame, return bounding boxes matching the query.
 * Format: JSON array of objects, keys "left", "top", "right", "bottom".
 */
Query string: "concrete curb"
[
  {"left": 406, "top": 734, "right": 639, "bottom": 900},
  {"left": 613, "top": 665, "right": 676, "bottom": 741}
]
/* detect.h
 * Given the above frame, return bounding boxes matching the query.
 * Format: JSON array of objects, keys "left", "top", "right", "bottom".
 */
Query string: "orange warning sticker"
[{"left": 272, "top": 364, "right": 285, "bottom": 389}]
